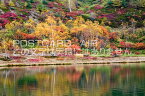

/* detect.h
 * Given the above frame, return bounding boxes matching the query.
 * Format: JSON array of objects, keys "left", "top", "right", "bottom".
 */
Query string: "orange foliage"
[
  {"left": 98, "top": 25, "right": 109, "bottom": 37},
  {"left": 70, "top": 17, "right": 109, "bottom": 41},
  {"left": 16, "top": 31, "right": 36, "bottom": 40},
  {"left": 133, "top": 43, "right": 145, "bottom": 49}
]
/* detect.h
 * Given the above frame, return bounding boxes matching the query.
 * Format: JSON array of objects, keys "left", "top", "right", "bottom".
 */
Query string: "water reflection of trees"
[
  {"left": 106, "top": 66, "right": 145, "bottom": 96},
  {"left": 0, "top": 69, "right": 16, "bottom": 96},
  {"left": 0, "top": 65, "right": 145, "bottom": 96}
]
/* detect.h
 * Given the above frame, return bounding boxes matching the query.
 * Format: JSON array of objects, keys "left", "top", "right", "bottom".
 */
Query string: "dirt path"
[{"left": 0, "top": 56, "right": 145, "bottom": 67}]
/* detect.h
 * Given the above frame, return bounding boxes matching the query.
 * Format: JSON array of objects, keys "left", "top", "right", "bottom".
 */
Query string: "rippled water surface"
[{"left": 0, "top": 64, "right": 145, "bottom": 96}]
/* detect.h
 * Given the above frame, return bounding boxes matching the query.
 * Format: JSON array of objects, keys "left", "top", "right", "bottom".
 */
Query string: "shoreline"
[{"left": 0, "top": 56, "right": 145, "bottom": 67}]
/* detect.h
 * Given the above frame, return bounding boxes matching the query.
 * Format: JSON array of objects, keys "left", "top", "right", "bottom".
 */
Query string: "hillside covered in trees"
[{"left": 0, "top": 0, "right": 145, "bottom": 57}]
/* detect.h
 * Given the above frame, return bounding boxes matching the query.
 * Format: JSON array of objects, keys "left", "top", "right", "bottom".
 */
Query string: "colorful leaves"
[
  {"left": 94, "top": 5, "right": 103, "bottom": 10},
  {"left": 109, "top": 32, "right": 118, "bottom": 41},
  {"left": 0, "top": 12, "right": 18, "bottom": 20},
  {"left": 0, "top": 19, "right": 10, "bottom": 27},
  {"left": 45, "top": 16, "right": 56, "bottom": 25},
  {"left": 133, "top": 43, "right": 145, "bottom": 50},
  {"left": 97, "top": 13, "right": 115, "bottom": 20},
  {"left": 66, "top": 10, "right": 84, "bottom": 18},
  {"left": 0, "top": 12, "right": 18, "bottom": 28},
  {"left": 70, "top": 44, "right": 82, "bottom": 53},
  {"left": 32, "top": 16, "right": 69, "bottom": 40},
  {"left": 119, "top": 41, "right": 133, "bottom": 48},
  {"left": 16, "top": 30, "right": 36, "bottom": 40},
  {"left": 48, "top": 2, "right": 63, "bottom": 8}
]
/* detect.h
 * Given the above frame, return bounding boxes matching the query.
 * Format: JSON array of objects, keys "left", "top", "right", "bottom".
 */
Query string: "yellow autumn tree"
[
  {"left": 32, "top": 16, "right": 70, "bottom": 40},
  {"left": 70, "top": 16, "right": 109, "bottom": 40},
  {"left": 70, "top": 16, "right": 109, "bottom": 48}
]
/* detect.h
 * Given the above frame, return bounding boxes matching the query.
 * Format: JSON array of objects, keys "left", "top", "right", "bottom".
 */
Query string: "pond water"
[{"left": 0, "top": 63, "right": 145, "bottom": 96}]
